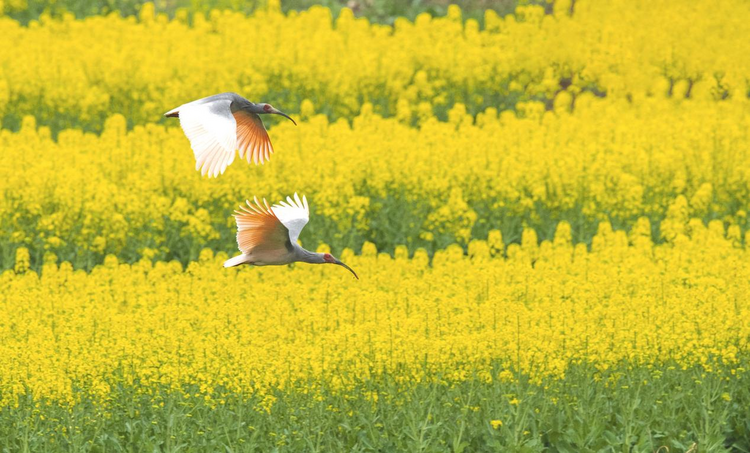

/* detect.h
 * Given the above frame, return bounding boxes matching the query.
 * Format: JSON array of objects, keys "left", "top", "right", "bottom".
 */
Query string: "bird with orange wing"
[
  {"left": 223, "top": 193, "right": 358, "bottom": 279},
  {"left": 165, "top": 92, "right": 296, "bottom": 177}
]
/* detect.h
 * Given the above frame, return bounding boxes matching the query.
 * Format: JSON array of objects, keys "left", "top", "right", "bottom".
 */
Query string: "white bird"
[
  {"left": 165, "top": 92, "right": 296, "bottom": 178},
  {"left": 223, "top": 193, "right": 359, "bottom": 279}
]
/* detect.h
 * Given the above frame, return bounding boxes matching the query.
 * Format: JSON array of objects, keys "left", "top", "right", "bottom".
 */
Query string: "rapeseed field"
[{"left": 1, "top": 0, "right": 749, "bottom": 451}]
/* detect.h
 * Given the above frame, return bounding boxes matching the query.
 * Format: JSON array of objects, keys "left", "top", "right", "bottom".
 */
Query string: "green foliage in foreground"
[{"left": 2, "top": 362, "right": 748, "bottom": 452}]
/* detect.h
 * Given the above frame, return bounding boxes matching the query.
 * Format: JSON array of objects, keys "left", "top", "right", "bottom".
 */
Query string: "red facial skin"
[
  {"left": 263, "top": 104, "right": 272, "bottom": 112},
  {"left": 323, "top": 253, "right": 336, "bottom": 263}
]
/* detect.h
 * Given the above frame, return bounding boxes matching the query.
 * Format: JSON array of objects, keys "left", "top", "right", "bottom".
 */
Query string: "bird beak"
[
  {"left": 334, "top": 259, "right": 359, "bottom": 279},
  {"left": 270, "top": 107, "right": 297, "bottom": 126}
]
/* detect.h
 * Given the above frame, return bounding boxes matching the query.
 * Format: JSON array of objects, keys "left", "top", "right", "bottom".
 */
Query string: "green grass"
[{"left": 2, "top": 361, "right": 749, "bottom": 452}]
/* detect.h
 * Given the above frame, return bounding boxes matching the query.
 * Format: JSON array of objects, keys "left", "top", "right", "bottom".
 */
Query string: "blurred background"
[{"left": 4, "top": 0, "right": 538, "bottom": 24}]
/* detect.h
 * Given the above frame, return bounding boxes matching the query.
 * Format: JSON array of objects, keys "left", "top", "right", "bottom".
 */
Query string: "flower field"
[{"left": 2, "top": 0, "right": 750, "bottom": 451}]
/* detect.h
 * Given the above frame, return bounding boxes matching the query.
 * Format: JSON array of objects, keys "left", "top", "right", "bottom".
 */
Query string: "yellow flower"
[{"left": 14, "top": 247, "right": 30, "bottom": 273}]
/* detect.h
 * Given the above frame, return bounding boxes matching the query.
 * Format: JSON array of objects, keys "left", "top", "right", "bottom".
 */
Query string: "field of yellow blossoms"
[{"left": 1, "top": 0, "right": 750, "bottom": 451}]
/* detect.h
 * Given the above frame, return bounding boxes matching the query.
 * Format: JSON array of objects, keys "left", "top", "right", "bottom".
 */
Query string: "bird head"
[
  {"left": 323, "top": 253, "right": 358, "bottom": 279},
  {"left": 262, "top": 104, "right": 297, "bottom": 125}
]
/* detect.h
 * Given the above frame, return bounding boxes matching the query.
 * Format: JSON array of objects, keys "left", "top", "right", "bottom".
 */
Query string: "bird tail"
[{"left": 223, "top": 254, "right": 249, "bottom": 268}]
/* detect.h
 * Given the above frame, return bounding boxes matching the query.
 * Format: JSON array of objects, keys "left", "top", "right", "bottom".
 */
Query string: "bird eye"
[{"left": 263, "top": 104, "right": 272, "bottom": 112}]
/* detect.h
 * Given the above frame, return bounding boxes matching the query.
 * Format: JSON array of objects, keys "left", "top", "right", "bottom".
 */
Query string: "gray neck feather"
[
  {"left": 295, "top": 246, "right": 325, "bottom": 264},
  {"left": 247, "top": 102, "right": 265, "bottom": 113}
]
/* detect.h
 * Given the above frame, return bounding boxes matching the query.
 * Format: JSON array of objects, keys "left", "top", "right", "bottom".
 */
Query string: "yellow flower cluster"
[
  {"left": 0, "top": 0, "right": 748, "bottom": 131},
  {"left": 3, "top": 94, "right": 750, "bottom": 264},
  {"left": 1, "top": 5, "right": 750, "bottom": 443},
  {"left": 2, "top": 224, "right": 748, "bottom": 407}
]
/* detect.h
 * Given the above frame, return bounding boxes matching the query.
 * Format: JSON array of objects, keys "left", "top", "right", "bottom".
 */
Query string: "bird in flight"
[
  {"left": 165, "top": 92, "right": 296, "bottom": 178},
  {"left": 224, "top": 193, "right": 359, "bottom": 279}
]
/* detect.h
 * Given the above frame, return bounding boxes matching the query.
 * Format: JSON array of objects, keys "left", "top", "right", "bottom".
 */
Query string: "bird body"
[
  {"left": 224, "top": 194, "right": 358, "bottom": 279},
  {"left": 223, "top": 241, "right": 322, "bottom": 267},
  {"left": 165, "top": 92, "right": 296, "bottom": 178}
]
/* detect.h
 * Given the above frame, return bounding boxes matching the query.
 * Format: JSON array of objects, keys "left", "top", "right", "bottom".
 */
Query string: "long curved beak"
[
  {"left": 334, "top": 259, "right": 359, "bottom": 279},
  {"left": 270, "top": 107, "right": 297, "bottom": 126}
]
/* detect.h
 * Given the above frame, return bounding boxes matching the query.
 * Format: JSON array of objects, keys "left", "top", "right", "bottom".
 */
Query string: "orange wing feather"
[
  {"left": 234, "top": 197, "right": 290, "bottom": 255},
  {"left": 234, "top": 111, "right": 273, "bottom": 165}
]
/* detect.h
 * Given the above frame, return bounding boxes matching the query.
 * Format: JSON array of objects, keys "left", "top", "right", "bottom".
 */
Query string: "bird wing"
[
  {"left": 177, "top": 99, "right": 237, "bottom": 178},
  {"left": 271, "top": 193, "right": 310, "bottom": 245},
  {"left": 234, "top": 197, "right": 292, "bottom": 255},
  {"left": 234, "top": 110, "right": 274, "bottom": 165}
]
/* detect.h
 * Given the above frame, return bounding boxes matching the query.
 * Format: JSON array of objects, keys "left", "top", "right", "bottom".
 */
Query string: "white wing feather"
[
  {"left": 271, "top": 193, "right": 310, "bottom": 244},
  {"left": 177, "top": 99, "right": 237, "bottom": 178}
]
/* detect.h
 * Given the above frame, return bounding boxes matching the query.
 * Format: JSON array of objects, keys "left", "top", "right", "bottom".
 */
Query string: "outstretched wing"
[
  {"left": 177, "top": 99, "right": 237, "bottom": 178},
  {"left": 234, "top": 110, "right": 274, "bottom": 165},
  {"left": 234, "top": 197, "right": 292, "bottom": 255},
  {"left": 271, "top": 193, "right": 310, "bottom": 244}
]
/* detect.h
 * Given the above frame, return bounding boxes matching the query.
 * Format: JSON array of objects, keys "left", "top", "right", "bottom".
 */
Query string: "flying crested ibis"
[
  {"left": 223, "top": 193, "right": 359, "bottom": 279},
  {"left": 165, "top": 92, "right": 296, "bottom": 178}
]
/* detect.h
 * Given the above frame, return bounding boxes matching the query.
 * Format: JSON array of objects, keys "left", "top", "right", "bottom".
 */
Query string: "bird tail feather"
[{"left": 223, "top": 254, "right": 248, "bottom": 268}]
